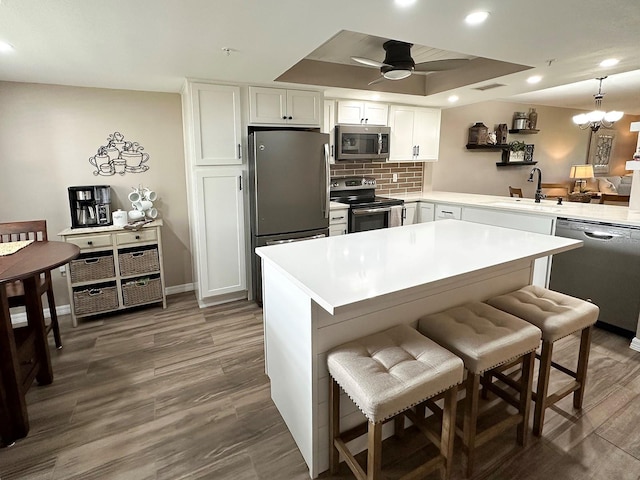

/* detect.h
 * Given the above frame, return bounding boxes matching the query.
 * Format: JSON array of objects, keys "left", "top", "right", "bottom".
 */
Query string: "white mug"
[
  {"left": 128, "top": 209, "right": 145, "bottom": 221},
  {"left": 133, "top": 200, "right": 153, "bottom": 211},
  {"left": 128, "top": 190, "right": 141, "bottom": 203},
  {"left": 144, "top": 189, "right": 157, "bottom": 201},
  {"left": 145, "top": 207, "right": 158, "bottom": 219}
]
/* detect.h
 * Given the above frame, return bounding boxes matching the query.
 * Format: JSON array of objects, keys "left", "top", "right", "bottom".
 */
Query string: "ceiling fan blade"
[
  {"left": 367, "top": 76, "right": 387, "bottom": 86},
  {"left": 352, "top": 56, "right": 390, "bottom": 68},
  {"left": 413, "top": 58, "right": 470, "bottom": 72}
]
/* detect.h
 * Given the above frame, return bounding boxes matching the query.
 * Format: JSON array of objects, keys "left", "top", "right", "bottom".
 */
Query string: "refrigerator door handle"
[{"left": 324, "top": 143, "right": 330, "bottom": 219}]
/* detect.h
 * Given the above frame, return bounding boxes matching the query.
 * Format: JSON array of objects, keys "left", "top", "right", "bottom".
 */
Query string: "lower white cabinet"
[
  {"left": 59, "top": 221, "right": 166, "bottom": 327},
  {"left": 434, "top": 204, "right": 462, "bottom": 220},
  {"left": 418, "top": 202, "right": 435, "bottom": 223},
  {"left": 403, "top": 202, "right": 417, "bottom": 225},
  {"left": 329, "top": 206, "right": 348, "bottom": 236},
  {"left": 194, "top": 167, "right": 247, "bottom": 300},
  {"left": 461, "top": 207, "right": 555, "bottom": 287}
]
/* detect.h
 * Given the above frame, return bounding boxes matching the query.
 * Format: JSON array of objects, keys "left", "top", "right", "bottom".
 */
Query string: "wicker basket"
[
  {"left": 70, "top": 255, "right": 115, "bottom": 283},
  {"left": 73, "top": 285, "right": 119, "bottom": 316},
  {"left": 118, "top": 248, "right": 160, "bottom": 276},
  {"left": 122, "top": 277, "right": 162, "bottom": 307}
]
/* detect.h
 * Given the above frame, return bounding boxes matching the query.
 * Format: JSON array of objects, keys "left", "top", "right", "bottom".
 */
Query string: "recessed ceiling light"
[
  {"left": 600, "top": 58, "right": 619, "bottom": 68},
  {"left": 395, "top": 0, "right": 417, "bottom": 7},
  {"left": 465, "top": 11, "right": 490, "bottom": 25},
  {"left": 527, "top": 75, "right": 542, "bottom": 84},
  {"left": 0, "top": 41, "right": 14, "bottom": 53},
  {"left": 448, "top": 95, "right": 459, "bottom": 103}
]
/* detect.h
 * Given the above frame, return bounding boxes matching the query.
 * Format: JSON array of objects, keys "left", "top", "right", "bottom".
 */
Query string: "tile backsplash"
[{"left": 330, "top": 161, "right": 423, "bottom": 195}]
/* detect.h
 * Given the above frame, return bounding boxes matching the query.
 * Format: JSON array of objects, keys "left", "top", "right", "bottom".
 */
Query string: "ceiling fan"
[{"left": 352, "top": 40, "right": 470, "bottom": 86}]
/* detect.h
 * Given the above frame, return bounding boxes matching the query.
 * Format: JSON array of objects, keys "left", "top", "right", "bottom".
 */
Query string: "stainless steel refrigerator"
[{"left": 249, "top": 130, "right": 330, "bottom": 303}]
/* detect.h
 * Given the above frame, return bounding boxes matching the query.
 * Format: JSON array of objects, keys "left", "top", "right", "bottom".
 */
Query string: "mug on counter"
[
  {"left": 128, "top": 190, "right": 141, "bottom": 203},
  {"left": 133, "top": 200, "right": 153, "bottom": 211},
  {"left": 128, "top": 209, "right": 145, "bottom": 221}
]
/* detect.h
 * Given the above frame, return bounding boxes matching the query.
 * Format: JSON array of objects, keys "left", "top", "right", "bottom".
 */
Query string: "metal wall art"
[
  {"left": 587, "top": 130, "right": 615, "bottom": 174},
  {"left": 89, "top": 132, "right": 150, "bottom": 176}
]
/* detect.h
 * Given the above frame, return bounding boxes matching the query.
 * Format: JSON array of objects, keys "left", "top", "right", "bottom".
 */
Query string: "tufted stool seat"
[
  {"left": 487, "top": 285, "right": 599, "bottom": 435},
  {"left": 327, "top": 323, "right": 464, "bottom": 480},
  {"left": 418, "top": 302, "right": 541, "bottom": 477}
]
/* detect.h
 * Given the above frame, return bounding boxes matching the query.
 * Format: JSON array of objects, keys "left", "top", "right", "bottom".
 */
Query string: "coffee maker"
[{"left": 68, "top": 186, "right": 112, "bottom": 228}]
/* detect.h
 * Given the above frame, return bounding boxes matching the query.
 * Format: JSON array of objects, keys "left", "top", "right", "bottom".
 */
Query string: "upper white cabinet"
[
  {"left": 388, "top": 105, "right": 441, "bottom": 162},
  {"left": 187, "top": 83, "right": 242, "bottom": 166},
  {"left": 337, "top": 100, "right": 388, "bottom": 125},
  {"left": 323, "top": 100, "right": 336, "bottom": 163},
  {"left": 249, "top": 87, "right": 321, "bottom": 126}
]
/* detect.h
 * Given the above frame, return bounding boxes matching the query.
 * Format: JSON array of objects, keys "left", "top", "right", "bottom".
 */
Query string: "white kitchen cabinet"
[
  {"left": 337, "top": 100, "right": 388, "bottom": 125},
  {"left": 323, "top": 100, "right": 336, "bottom": 163},
  {"left": 418, "top": 202, "right": 435, "bottom": 223},
  {"left": 194, "top": 168, "right": 247, "bottom": 299},
  {"left": 435, "top": 204, "right": 461, "bottom": 220},
  {"left": 403, "top": 201, "right": 417, "bottom": 225},
  {"left": 186, "top": 83, "right": 242, "bottom": 166},
  {"left": 388, "top": 105, "right": 441, "bottom": 162},
  {"left": 249, "top": 86, "right": 321, "bottom": 126},
  {"left": 461, "top": 207, "right": 555, "bottom": 287},
  {"left": 329, "top": 206, "right": 348, "bottom": 236}
]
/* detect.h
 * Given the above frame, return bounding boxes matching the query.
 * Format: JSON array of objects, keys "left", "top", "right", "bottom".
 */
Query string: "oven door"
[{"left": 350, "top": 207, "right": 390, "bottom": 232}]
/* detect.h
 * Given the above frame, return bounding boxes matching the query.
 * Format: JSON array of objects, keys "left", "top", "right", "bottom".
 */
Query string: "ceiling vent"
[{"left": 473, "top": 83, "right": 506, "bottom": 91}]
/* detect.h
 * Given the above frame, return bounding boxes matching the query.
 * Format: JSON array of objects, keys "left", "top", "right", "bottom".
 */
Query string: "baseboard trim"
[
  {"left": 10, "top": 283, "right": 195, "bottom": 326},
  {"left": 630, "top": 337, "right": 640, "bottom": 352}
]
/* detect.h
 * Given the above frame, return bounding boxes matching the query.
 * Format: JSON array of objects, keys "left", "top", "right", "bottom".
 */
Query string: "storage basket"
[
  {"left": 122, "top": 277, "right": 162, "bottom": 307},
  {"left": 70, "top": 255, "right": 115, "bottom": 283},
  {"left": 73, "top": 285, "right": 119, "bottom": 316},
  {"left": 118, "top": 248, "right": 160, "bottom": 276}
]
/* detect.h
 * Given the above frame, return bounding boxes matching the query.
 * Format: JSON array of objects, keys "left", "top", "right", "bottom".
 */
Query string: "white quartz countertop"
[{"left": 256, "top": 219, "right": 581, "bottom": 314}]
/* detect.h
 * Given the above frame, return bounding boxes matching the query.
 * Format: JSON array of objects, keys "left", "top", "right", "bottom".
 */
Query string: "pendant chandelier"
[{"left": 572, "top": 76, "right": 623, "bottom": 132}]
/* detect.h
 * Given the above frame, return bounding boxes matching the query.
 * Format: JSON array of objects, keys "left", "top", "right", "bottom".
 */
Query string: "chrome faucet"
[{"left": 528, "top": 167, "right": 544, "bottom": 203}]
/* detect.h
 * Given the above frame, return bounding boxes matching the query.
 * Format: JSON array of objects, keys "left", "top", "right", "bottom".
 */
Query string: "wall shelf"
[
  {"left": 496, "top": 161, "right": 538, "bottom": 167},
  {"left": 508, "top": 129, "right": 539, "bottom": 134},
  {"left": 465, "top": 144, "right": 509, "bottom": 151}
]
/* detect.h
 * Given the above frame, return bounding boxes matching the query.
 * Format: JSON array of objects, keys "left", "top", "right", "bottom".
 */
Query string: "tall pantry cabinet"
[{"left": 182, "top": 81, "right": 247, "bottom": 306}]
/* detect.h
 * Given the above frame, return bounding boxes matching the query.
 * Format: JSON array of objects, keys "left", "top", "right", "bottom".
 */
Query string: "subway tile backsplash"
[{"left": 330, "top": 161, "right": 423, "bottom": 195}]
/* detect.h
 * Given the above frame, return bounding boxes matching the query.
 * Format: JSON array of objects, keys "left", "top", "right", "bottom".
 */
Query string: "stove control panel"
[{"left": 330, "top": 176, "right": 376, "bottom": 191}]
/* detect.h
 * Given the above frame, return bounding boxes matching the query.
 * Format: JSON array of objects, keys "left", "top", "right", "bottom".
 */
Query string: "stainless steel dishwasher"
[{"left": 549, "top": 218, "right": 640, "bottom": 334}]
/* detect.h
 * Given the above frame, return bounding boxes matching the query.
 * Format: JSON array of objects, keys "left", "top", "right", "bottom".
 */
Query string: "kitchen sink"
[{"left": 488, "top": 200, "right": 564, "bottom": 213}]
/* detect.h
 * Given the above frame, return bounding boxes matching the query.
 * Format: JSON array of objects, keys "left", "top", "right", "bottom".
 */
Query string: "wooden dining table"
[{"left": 0, "top": 240, "right": 79, "bottom": 446}]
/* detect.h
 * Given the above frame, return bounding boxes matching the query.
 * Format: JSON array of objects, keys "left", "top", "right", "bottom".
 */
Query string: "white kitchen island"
[{"left": 255, "top": 220, "right": 581, "bottom": 478}]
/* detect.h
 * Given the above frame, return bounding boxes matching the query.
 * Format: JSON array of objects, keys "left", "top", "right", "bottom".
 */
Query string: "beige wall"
[
  {"left": 427, "top": 100, "right": 640, "bottom": 197},
  {"left": 0, "top": 81, "right": 192, "bottom": 306}
]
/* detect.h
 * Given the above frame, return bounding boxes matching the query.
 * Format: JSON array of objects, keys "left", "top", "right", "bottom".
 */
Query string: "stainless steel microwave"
[{"left": 335, "top": 125, "right": 390, "bottom": 161}]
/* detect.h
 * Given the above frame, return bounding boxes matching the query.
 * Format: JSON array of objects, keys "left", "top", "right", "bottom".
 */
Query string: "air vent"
[{"left": 473, "top": 83, "right": 506, "bottom": 91}]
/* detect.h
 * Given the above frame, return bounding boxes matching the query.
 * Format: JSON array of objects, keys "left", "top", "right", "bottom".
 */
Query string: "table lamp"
[{"left": 569, "top": 164, "right": 594, "bottom": 192}]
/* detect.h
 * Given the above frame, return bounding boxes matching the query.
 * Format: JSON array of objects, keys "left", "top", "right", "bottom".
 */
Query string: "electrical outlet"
[
  {"left": 392, "top": 173, "right": 398, "bottom": 182},
  {"left": 59, "top": 266, "right": 66, "bottom": 277}
]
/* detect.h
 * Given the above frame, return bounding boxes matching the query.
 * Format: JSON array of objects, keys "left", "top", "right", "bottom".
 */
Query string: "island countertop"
[{"left": 256, "top": 219, "right": 581, "bottom": 314}]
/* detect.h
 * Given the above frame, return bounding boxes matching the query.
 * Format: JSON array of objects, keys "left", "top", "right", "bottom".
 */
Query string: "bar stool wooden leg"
[
  {"left": 367, "top": 421, "right": 382, "bottom": 480},
  {"left": 574, "top": 326, "right": 593, "bottom": 409},
  {"left": 441, "top": 387, "right": 457, "bottom": 480},
  {"left": 330, "top": 378, "right": 340, "bottom": 474},
  {"left": 518, "top": 352, "right": 535, "bottom": 446},
  {"left": 394, "top": 414, "right": 405, "bottom": 439},
  {"left": 463, "top": 373, "right": 480, "bottom": 478},
  {"left": 533, "top": 341, "right": 553, "bottom": 437}
]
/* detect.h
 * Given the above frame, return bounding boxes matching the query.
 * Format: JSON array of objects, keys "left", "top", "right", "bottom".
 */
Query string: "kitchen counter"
[
  {"left": 391, "top": 191, "right": 640, "bottom": 227},
  {"left": 256, "top": 220, "right": 580, "bottom": 478}
]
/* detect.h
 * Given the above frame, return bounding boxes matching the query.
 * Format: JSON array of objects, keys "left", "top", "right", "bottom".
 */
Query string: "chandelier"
[{"left": 572, "top": 76, "right": 623, "bottom": 132}]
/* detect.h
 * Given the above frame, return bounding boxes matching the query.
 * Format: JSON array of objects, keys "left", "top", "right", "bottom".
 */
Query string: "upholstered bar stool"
[
  {"left": 486, "top": 285, "right": 599, "bottom": 436},
  {"left": 327, "top": 324, "right": 464, "bottom": 480},
  {"left": 417, "top": 302, "right": 541, "bottom": 477}
]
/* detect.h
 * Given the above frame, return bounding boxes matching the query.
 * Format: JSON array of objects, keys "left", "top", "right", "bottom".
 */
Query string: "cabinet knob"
[
  {"left": 288, "top": 116, "right": 292, "bottom": 120},
  {"left": 135, "top": 235, "right": 140, "bottom": 240},
  {"left": 282, "top": 116, "right": 287, "bottom": 119},
  {"left": 365, "top": 118, "right": 368, "bottom": 123},
  {"left": 87, "top": 241, "right": 93, "bottom": 245}
]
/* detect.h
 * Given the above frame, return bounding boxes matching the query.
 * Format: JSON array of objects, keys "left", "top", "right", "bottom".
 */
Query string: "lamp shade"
[{"left": 569, "top": 164, "right": 595, "bottom": 179}]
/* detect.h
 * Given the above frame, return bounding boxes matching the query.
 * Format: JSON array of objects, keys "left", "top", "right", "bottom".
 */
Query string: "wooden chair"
[
  {"left": 599, "top": 193, "right": 630, "bottom": 205},
  {"left": 509, "top": 186, "right": 523, "bottom": 198},
  {"left": 540, "top": 182, "right": 570, "bottom": 199},
  {"left": 0, "top": 221, "right": 62, "bottom": 349}
]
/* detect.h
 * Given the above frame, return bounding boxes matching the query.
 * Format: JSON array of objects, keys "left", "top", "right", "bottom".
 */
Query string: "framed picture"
[
  {"left": 587, "top": 130, "right": 615, "bottom": 174},
  {"left": 524, "top": 144, "right": 535, "bottom": 163}
]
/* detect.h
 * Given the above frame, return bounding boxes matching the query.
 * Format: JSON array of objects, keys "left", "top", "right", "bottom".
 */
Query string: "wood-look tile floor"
[{"left": 2, "top": 292, "right": 640, "bottom": 479}]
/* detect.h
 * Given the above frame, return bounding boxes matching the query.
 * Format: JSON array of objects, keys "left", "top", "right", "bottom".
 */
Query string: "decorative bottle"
[{"left": 528, "top": 108, "right": 538, "bottom": 130}]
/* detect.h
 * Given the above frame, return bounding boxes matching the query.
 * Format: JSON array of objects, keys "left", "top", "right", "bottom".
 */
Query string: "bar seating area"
[{"left": 327, "top": 288, "right": 599, "bottom": 479}]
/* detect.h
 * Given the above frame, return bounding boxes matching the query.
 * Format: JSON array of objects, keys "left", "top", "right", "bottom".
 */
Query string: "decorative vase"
[
  {"left": 528, "top": 108, "right": 538, "bottom": 129},
  {"left": 467, "top": 122, "right": 488, "bottom": 145}
]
